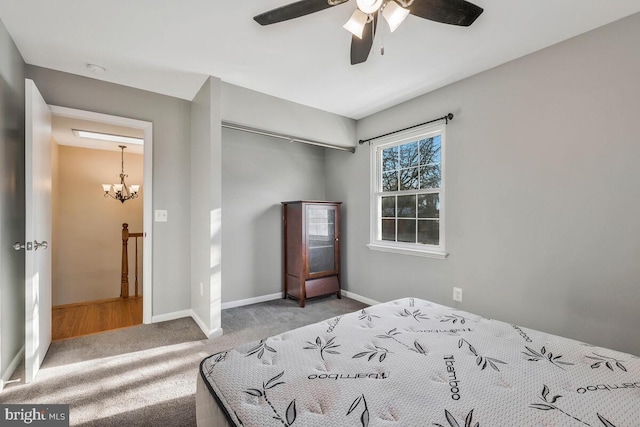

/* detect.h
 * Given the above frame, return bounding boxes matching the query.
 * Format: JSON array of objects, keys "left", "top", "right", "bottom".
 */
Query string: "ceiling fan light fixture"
[
  {"left": 356, "top": 0, "right": 384, "bottom": 14},
  {"left": 383, "top": 1, "right": 410, "bottom": 32},
  {"left": 343, "top": 9, "right": 369, "bottom": 39},
  {"left": 254, "top": 0, "right": 484, "bottom": 65}
]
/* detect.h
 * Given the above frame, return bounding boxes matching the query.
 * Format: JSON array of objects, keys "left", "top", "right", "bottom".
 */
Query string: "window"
[{"left": 368, "top": 122, "right": 447, "bottom": 258}]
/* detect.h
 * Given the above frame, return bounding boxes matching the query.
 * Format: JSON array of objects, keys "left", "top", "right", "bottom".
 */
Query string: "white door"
[{"left": 24, "top": 79, "right": 52, "bottom": 383}]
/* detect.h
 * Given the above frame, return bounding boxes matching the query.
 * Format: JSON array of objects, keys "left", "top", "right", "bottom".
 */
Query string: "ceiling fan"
[{"left": 254, "top": 0, "right": 484, "bottom": 65}]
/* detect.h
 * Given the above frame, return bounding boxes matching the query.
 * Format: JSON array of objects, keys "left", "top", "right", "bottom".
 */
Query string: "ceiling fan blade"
[
  {"left": 409, "top": 0, "right": 483, "bottom": 27},
  {"left": 254, "top": 0, "right": 348, "bottom": 25},
  {"left": 350, "top": 14, "right": 378, "bottom": 65}
]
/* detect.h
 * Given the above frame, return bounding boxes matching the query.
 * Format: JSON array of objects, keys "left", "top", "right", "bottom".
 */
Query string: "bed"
[{"left": 197, "top": 297, "right": 640, "bottom": 426}]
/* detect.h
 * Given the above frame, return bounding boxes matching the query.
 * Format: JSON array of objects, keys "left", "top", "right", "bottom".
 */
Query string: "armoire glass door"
[{"left": 306, "top": 205, "right": 336, "bottom": 274}]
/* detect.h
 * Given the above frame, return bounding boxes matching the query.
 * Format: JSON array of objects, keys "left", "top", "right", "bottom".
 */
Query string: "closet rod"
[
  {"left": 222, "top": 121, "right": 356, "bottom": 153},
  {"left": 358, "top": 113, "right": 454, "bottom": 145}
]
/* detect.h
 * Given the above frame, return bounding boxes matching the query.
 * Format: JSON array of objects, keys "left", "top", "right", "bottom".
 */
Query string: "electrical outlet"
[
  {"left": 453, "top": 287, "right": 463, "bottom": 302},
  {"left": 155, "top": 209, "right": 168, "bottom": 222},
  {"left": 200, "top": 283, "right": 204, "bottom": 297}
]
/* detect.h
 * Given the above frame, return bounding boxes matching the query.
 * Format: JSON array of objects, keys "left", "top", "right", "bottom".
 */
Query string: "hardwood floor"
[{"left": 52, "top": 297, "right": 143, "bottom": 341}]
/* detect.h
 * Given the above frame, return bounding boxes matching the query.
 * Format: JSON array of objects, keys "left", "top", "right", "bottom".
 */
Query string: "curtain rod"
[
  {"left": 358, "top": 113, "right": 454, "bottom": 145},
  {"left": 222, "top": 121, "right": 356, "bottom": 153}
]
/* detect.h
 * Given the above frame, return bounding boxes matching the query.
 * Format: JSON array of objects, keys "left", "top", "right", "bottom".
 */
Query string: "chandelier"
[{"left": 102, "top": 145, "right": 140, "bottom": 204}]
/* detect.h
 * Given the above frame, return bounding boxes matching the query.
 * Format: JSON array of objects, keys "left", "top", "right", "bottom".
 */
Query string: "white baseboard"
[
  {"left": 149, "top": 290, "right": 377, "bottom": 340},
  {"left": 221, "top": 292, "right": 282, "bottom": 310},
  {"left": 190, "top": 309, "right": 224, "bottom": 339},
  {"left": 151, "top": 309, "right": 192, "bottom": 324},
  {"left": 220, "top": 291, "right": 379, "bottom": 310},
  {"left": 152, "top": 308, "right": 224, "bottom": 339},
  {"left": 1, "top": 345, "right": 25, "bottom": 391},
  {"left": 208, "top": 327, "right": 224, "bottom": 339},
  {"left": 189, "top": 309, "right": 207, "bottom": 335},
  {"left": 341, "top": 290, "right": 380, "bottom": 306}
]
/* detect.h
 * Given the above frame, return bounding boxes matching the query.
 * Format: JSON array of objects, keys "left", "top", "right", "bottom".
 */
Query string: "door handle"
[
  {"left": 13, "top": 241, "right": 45, "bottom": 251},
  {"left": 34, "top": 240, "right": 48, "bottom": 251},
  {"left": 13, "top": 242, "right": 35, "bottom": 251}
]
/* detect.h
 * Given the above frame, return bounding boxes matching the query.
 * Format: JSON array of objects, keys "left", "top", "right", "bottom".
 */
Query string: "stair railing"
[{"left": 121, "top": 223, "right": 143, "bottom": 298}]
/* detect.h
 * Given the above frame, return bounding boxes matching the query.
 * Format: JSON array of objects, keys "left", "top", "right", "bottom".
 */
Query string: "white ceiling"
[{"left": 1, "top": 1, "right": 639, "bottom": 120}]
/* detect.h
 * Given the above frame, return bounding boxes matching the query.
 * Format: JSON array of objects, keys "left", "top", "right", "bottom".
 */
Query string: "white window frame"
[{"left": 367, "top": 122, "right": 448, "bottom": 259}]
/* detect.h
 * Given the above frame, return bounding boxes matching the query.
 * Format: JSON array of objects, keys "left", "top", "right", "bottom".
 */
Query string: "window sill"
[{"left": 366, "top": 243, "right": 448, "bottom": 259}]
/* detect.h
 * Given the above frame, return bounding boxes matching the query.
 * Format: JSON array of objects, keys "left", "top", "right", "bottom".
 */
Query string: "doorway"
[{"left": 48, "top": 106, "right": 153, "bottom": 338}]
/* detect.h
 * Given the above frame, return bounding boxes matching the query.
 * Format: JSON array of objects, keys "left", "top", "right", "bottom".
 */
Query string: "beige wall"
[{"left": 53, "top": 144, "right": 143, "bottom": 305}]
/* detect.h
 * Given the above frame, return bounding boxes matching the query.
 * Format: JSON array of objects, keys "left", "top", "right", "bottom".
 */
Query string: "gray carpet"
[{"left": 2, "top": 296, "right": 367, "bottom": 426}]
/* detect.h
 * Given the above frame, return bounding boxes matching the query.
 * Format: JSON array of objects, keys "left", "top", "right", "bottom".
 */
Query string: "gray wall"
[
  {"left": 219, "top": 81, "right": 354, "bottom": 303},
  {"left": 24, "top": 66, "right": 357, "bottom": 322},
  {"left": 26, "top": 65, "right": 192, "bottom": 317},
  {"left": 190, "top": 76, "right": 222, "bottom": 336},
  {"left": 221, "top": 128, "right": 327, "bottom": 302},
  {"left": 327, "top": 13, "right": 640, "bottom": 356},
  {"left": 0, "top": 17, "right": 25, "bottom": 384},
  {"left": 221, "top": 83, "right": 356, "bottom": 149}
]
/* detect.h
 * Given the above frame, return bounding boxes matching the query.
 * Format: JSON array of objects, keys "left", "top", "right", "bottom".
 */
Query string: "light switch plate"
[
  {"left": 155, "top": 209, "right": 168, "bottom": 222},
  {"left": 453, "top": 287, "right": 463, "bottom": 302}
]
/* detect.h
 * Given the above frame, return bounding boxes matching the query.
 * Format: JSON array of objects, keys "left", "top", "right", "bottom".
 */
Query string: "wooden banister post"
[{"left": 121, "top": 223, "right": 130, "bottom": 298}]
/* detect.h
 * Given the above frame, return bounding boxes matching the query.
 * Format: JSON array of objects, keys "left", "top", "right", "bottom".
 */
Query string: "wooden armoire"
[{"left": 282, "top": 201, "right": 342, "bottom": 307}]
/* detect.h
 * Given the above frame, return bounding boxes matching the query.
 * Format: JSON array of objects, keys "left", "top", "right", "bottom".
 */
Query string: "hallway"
[{"left": 52, "top": 297, "right": 143, "bottom": 340}]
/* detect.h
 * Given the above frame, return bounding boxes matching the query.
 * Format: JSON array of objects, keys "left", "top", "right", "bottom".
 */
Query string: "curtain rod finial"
[{"left": 447, "top": 113, "right": 454, "bottom": 121}]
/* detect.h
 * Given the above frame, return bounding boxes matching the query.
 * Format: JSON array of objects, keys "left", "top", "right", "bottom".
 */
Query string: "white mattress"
[{"left": 198, "top": 297, "right": 640, "bottom": 426}]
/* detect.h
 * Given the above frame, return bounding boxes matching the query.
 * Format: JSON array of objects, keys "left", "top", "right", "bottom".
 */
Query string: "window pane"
[
  {"left": 399, "top": 141, "right": 419, "bottom": 168},
  {"left": 381, "top": 219, "right": 395, "bottom": 241},
  {"left": 397, "top": 195, "right": 416, "bottom": 218},
  {"left": 418, "top": 220, "right": 439, "bottom": 245},
  {"left": 418, "top": 194, "right": 439, "bottom": 218},
  {"left": 382, "top": 146, "right": 398, "bottom": 172},
  {"left": 381, "top": 196, "right": 395, "bottom": 217},
  {"left": 373, "top": 125, "right": 444, "bottom": 252},
  {"left": 399, "top": 167, "right": 419, "bottom": 190},
  {"left": 397, "top": 219, "right": 416, "bottom": 243},
  {"left": 420, "top": 165, "right": 441, "bottom": 189},
  {"left": 419, "top": 136, "right": 441, "bottom": 166},
  {"left": 382, "top": 171, "right": 398, "bottom": 192}
]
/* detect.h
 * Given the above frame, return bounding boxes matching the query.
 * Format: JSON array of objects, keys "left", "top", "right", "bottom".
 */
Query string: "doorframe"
[{"left": 48, "top": 106, "right": 153, "bottom": 324}]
